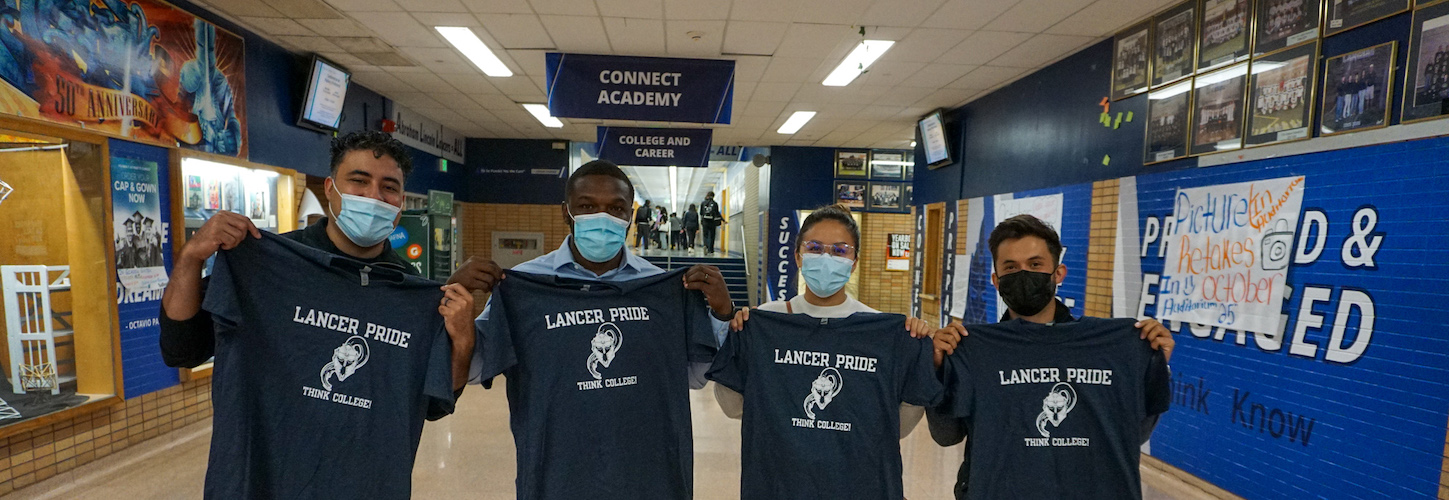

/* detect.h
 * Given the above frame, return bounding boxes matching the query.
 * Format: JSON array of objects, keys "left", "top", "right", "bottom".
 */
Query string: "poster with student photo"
[
  {"left": 868, "top": 183, "right": 905, "bottom": 212},
  {"left": 835, "top": 181, "right": 866, "bottom": 208},
  {"left": 1153, "top": 1, "right": 1198, "bottom": 87},
  {"left": 1248, "top": 42, "right": 1318, "bottom": 146},
  {"left": 111, "top": 157, "right": 168, "bottom": 292},
  {"left": 1190, "top": 63, "right": 1249, "bottom": 155},
  {"left": 1113, "top": 20, "right": 1152, "bottom": 99},
  {"left": 835, "top": 150, "right": 869, "bottom": 177},
  {"left": 1321, "top": 41, "right": 1396, "bottom": 135},
  {"left": 1404, "top": 2, "right": 1449, "bottom": 124},
  {"left": 1145, "top": 79, "right": 1193, "bottom": 163},
  {"left": 1324, "top": 0, "right": 1411, "bottom": 37},
  {"left": 1255, "top": 0, "right": 1323, "bottom": 55},
  {"left": 869, "top": 152, "right": 905, "bottom": 179},
  {"left": 1198, "top": 0, "right": 1253, "bottom": 70}
]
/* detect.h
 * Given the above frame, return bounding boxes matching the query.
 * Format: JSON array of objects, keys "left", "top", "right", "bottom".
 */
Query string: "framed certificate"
[
  {"left": 1320, "top": 41, "right": 1395, "bottom": 135},
  {"left": 1247, "top": 42, "right": 1318, "bottom": 146},
  {"left": 1254, "top": 0, "right": 1324, "bottom": 56},
  {"left": 1403, "top": 1, "right": 1449, "bottom": 124},
  {"left": 1324, "top": 0, "right": 1411, "bottom": 37},
  {"left": 1153, "top": 1, "right": 1199, "bottom": 87},
  {"left": 1198, "top": 0, "right": 1254, "bottom": 71},
  {"left": 1190, "top": 63, "right": 1250, "bottom": 155},
  {"left": 1145, "top": 79, "right": 1195, "bottom": 164},
  {"left": 1113, "top": 20, "right": 1153, "bottom": 100}
]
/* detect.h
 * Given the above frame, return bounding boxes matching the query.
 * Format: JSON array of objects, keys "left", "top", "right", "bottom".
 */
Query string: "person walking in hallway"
[
  {"left": 634, "top": 199, "right": 653, "bottom": 250},
  {"left": 684, "top": 204, "right": 700, "bottom": 250},
  {"left": 700, "top": 191, "right": 724, "bottom": 254}
]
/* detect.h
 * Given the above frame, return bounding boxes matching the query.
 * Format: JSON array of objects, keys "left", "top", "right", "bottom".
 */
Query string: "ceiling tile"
[
  {"left": 853, "top": 60, "right": 927, "bottom": 86},
  {"left": 351, "top": 12, "right": 446, "bottom": 47},
  {"left": 921, "top": 0, "right": 1019, "bottom": 31},
  {"left": 391, "top": 72, "right": 457, "bottom": 93},
  {"left": 460, "top": 0, "right": 532, "bottom": 13},
  {"left": 859, "top": 0, "right": 949, "bottom": 27},
  {"left": 395, "top": 0, "right": 468, "bottom": 11},
  {"left": 540, "top": 15, "right": 613, "bottom": 52},
  {"left": 792, "top": 0, "right": 874, "bottom": 25},
  {"left": 743, "top": 100, "right": 788, "bottom": 117},
  {"left": 298, "top": 18, "right": 368, "bottom": 37},
  {"left": 505, "top": 50, "right": 550, "bottom": 76},
  {"left": 947, "top": 65, "right": 1025, "bottom": 89},
  {"left": 597, "top": 0, "right": 664, "bottom": 18},
  {"left": 871, "top": 85, "right": 934, "bottom": 106},
  {"left": 886, "top": 28, "right": 974, "bottom": 63},
  {"left": 471, "top": 93, "right": 521, "bottom": 109},
  {"left": 396, "top": 46, "right": 478, "bottom": 73},
  {"left": 478, "top": 14, "right": 557, "bottom": 49},
  {"left": 1045, "top": 0, "right": 1165, "bottom": 36},
  {"left": 936, "top": 30, "right": 1033, "bottom": 65},
  {"left": 897, "top": 64, "right": 977, "bottom": 88},
  {"left": 722, "top": 21, "right": 788, "bottom": 56},
  {"left": 241, "top": 17, "right": 316, "bottom": 36},
  {"left": 317, "top": 52, "right": 371, "bottom": 68},
  {"left": 411, "top": 12, "right": 482, "bottom": 28},
  {"left": 731, "top": 56, "right": 771, "bottom": 81},
  {"left": 772, "top": 23, "right": 853, "bottom": 59},
  {"left": 988, "top": 33, "right": 1092, "bottom": 68},
  {"left": 352, "top": 51, "right": 418, "bottom": 66},
  {"left": 603, "top": 18, "right": 667, "bottom": 54},
  {"left": 490, "top": 76, "right": 545, "bottom": 98},
  {"left": 760, "top": 57, "right": 822, "bottom": 83},
  {"left": 989, "top": 0, "right": 1094, "bottom": 33},
  {"left": 353, "top": 71, "right": 418, "bottom": 91},
  {"left": 664, "top": 0, "right": 730, "bottom": 20},
  {"left": 439, "top": 73, "right": 502, "bottom": 94},
  {"left": 528, "top": 0, "right": 598, "bottom": 15},
  {"left": 261, "top": 0, "right": 345, "bottom": 17},
  {"left": 275, "top": 35, "right": 346, "bottom": 53},
  {"left": 913, "top": 88, "right": 977, "bottom": 108},
  {"left": 324, "top": 0, "right": 402, "bottom": 11},
  {"left": 331, "top": 36, "right": 394, "bottom": 52},
  {"left": 729, "top": 0, "right": 794, "bottom": 21},
  {"left": 210, "top": 0, "right": 284, "bottom": 17},
  {"left": 751, "top": 82, "right": 801, "bottom": 101},
  {"left": 390, "top": 91, "right": 448, "bottom": 108},
  {"left": 664, "top": 20, "right": 726, "bottom": 56},
  {"left": 733, "top": 81, "right": 757, "bottom": 102}
]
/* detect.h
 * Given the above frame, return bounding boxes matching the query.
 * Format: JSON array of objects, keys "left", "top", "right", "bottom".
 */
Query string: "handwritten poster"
[
  {"left": 995, "top": 193, "right": 1064, "bottom": 231},
  {"left": 1159, "top": 176, "right": 1305, "bottom": 333}
]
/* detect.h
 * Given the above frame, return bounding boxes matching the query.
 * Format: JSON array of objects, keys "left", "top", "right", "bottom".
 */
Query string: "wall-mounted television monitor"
[
  {"left": 918, "top": 110, "right": 952, "bottom": 168},
  {"left": 297, "top": 55, "right": 351, "bottom": 132}
]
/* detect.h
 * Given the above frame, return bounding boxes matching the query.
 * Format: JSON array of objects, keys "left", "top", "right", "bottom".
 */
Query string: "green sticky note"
[
  {"left": 1102, "top": 155, "right": 1111, "bottom": 165},
  {"left": 1113, "top": 112, "right": 1123, "bottom": 129},
  {"left": 1126, "top": 111, "right": 1134, "bottom": 122},
  {"left": 1100, "top": 113, "right": 1111, "bottom": 126}
]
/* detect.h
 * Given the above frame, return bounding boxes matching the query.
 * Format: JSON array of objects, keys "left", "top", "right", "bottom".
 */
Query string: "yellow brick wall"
[
  {"left": 856, "top": 212, "right": 914, "bottom": 315},
  {"left": 457, "top": 202, "right": 571, "bottom": 315},
  {"left": 1086, "top": 179, "right": 1119, "bottom": 319},
  {"left": 0, "top": 379, "right": 212, "bottom": 494}
]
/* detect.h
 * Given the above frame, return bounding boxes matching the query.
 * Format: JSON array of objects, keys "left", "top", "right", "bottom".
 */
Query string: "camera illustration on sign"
[
  {"left": 1036, "top": 382, "right": 1078, "bottom": 438},
  {"left": 320, "top": 336, "right": 371, "bottom": 391},
  {"left": 586, "top": 323, "right": 624, "bottom": 380},
  {"left": 803, "top": 367, "right": 843, "bottom": 420}
]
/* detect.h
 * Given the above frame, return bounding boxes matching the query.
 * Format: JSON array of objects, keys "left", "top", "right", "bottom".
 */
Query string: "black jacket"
[
  {"left": 700, "top": 199, "right": 722, "bottom": 225},
  {"left": 684, "top": 210, "right": 700, "bottom": 230}
]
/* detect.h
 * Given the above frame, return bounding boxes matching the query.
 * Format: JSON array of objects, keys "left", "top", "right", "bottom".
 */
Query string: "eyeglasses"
[{"left": 802, "top": 240, "right": 855, "bottom": 258}]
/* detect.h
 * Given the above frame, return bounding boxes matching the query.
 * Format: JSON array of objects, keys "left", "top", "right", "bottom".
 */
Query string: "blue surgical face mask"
[
  {"left": 800, "top": 253, "right": 854, "bottom": 297},
  {"left": 570, "top": 210, "right": 631, "bottom": 263},
  {"left": 328, "top": 180, "right": 401, "bottom": 247}
]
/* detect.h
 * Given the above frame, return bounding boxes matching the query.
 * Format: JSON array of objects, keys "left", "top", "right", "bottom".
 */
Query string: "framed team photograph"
[
  {"left": 835, "top": 150, "right": 869, "bottom": 177},
  {"left": 1190, "top": 63, "right": 1250, "bottom": 155},
  {"left": 1113, "top": 20, "right": 1153, "bottom": 100},
  {"left": 1255, "top": 0, "right": 1325, "bottom": 55},
  {"left": 904, "top": 185, "right": 913, "bottom": 207},
  {"left": 1403, "top": 1, "right": 1449, "bottom": 123},
  {"left": 869, "top": 151, "right": 906, "bottom": 179},
  {"left": 1247, "top": 42, "right": 1319, "bottom": 146},
  {"left": 1198, "top": 0, "right": 1254, "bottom": 71},
  {"left": 1321, "top": 41, "right": 1396, "bottom": 135},
  {"left": 1153, "top": 1, "right": 1199, "bottom": 87},
  {"left": 835, "top": 181, "right": 867, "bottom": 209},
  {"left": 868, "top": 182, "right": 906, "bottom": 212},
  {"left": 1145, "top": 79, "right": 1195, "bottom": 164},
  {"left": 1324, "top": 0, "right": 1412, "bottom": 37}
]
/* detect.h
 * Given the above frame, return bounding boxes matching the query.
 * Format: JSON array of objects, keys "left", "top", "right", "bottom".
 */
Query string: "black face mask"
[{"left": 997, "top": 267, "right": 1058, "bottom": 317}]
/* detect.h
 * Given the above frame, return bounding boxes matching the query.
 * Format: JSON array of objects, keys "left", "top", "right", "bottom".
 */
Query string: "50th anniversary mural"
[{"left": 0, "top": 0, "right": 247, "bottom": 157}]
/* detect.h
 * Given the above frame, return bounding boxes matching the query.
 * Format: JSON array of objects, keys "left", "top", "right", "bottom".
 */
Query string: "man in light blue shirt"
[{"left": 468, "top": 160, "right": 736, "bottom": 388}]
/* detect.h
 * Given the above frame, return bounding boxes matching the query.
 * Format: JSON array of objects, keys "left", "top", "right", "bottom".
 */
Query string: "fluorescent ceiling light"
[
  {"left": 522, "top": 104, "right": 564, "bottom": 128},
  {"left": 435, "top": 26, "right": 513, "bottom": 77},
  {"left": 910, "top": 141, "right": 917, "bottom": 148},
  {"left": 871, "top": 160, "right": 914, "bottom": 166},
  {"left": 777, "top": 111, "right": 817, "bottom": 134},
  {"left": 823, "top": 40, "right": 895, "bottom": 87}
]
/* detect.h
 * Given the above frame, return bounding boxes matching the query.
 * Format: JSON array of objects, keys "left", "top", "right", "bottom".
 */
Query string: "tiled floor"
[{"left": 9, "top": 382, "right": 1204, "bottom": 499}]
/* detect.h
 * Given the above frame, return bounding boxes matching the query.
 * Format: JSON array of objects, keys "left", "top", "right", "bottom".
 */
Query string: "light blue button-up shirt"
[{"left": 471, "top": 237, "right": 729, "bottom": 389}]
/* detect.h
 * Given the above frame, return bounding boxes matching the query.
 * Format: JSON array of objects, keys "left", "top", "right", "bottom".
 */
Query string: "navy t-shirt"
[
  {"left": 202, "top": 233, "right": 456, "bottom": 499},
  {"left": 707, "top": 310, "right": 943, "bottom": 500},
  {"left": 478, "top": 268, "right": 717, "bottom": 500},
  {"left": 940, "top": 317, "right": 1170, "bottom": 500}
]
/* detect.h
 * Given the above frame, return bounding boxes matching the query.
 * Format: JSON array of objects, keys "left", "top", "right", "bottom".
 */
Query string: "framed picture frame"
[
  {"left": 835, "top": 150, "right": 869, "bottom": 177},
  {"left": 904, "top": 185, "right": 913, "bottom": 207},
  {"left": 1254, "top": 0, "right": 1324, "bottom": 56},
  {"left": 1324, "top": 0, "right": 1411, "bottom": 37},
  {"left": 1153, "top": 1, "right": 1199, "bottom": 87},
  {"left": 1403, "top": 1, "right": 1449, "bottom": 124},
  {"left": 1145, "top": 78, "right": 1195, "bottom": 164},
  {"left": 1190, "top": 63, "right": 1250, "bottom": 155},
  {"left": 868, "top": 182, "right": 906, "bottom": 212},
  {"left": 869, "top": 151, "right": 907, "bottom": 179},
  {"left": 1113, "top": 20, "right": 1153, "bottom": 100},
  {"left": 1247, "top": 42, "right": 1319, "bottom": 146},
  {"left": 1321, "top": 41, "right": 1396, "bottom": 135},
  {"left": 1198, "top": 0, "right": 1254, "bottom": 71},
  {"left": 835, "top": 181, "right": 867, "bottom": 209}
]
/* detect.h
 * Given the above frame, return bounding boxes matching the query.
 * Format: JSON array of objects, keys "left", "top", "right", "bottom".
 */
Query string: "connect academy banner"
[
  {"left": 0, "top": 1, "right": 247, "bottom": 157},
  {"left": 545, "top": 53, "right": 734, "bottom": 124}
]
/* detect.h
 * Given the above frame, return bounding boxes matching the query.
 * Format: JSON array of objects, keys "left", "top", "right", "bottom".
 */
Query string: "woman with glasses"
[{"left": 712, "top": 203, "right": 935, "bottom": 438}]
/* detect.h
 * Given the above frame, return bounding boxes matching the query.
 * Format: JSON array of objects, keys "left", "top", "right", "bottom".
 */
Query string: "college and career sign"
[
  {"left": 0, "top": 1, "right": 247, "bottom": 157},
  {"left": 595, "top": 127, "right": 712, "bottom": 167},
  {"left": 545, "top": 53, "right": 734, "bottom": 124}
]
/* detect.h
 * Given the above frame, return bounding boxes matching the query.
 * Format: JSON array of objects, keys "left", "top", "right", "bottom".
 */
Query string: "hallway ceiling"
[{"left": 196, "top": 0, "right": 1180, "bottom": 148}]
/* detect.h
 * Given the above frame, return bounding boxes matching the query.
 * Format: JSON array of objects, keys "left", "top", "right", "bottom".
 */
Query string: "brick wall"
[
  {"left": 0, "top": 379, "right": 211, "bottom": 494},
  {"left": 1085, "top": 179, "right": 1118, "bottom": 318},
  {"left": 456, "top": 202, "right": 571, "bottom": 314},
  {"left": 856, "top": 212, "right": 914, "bottom": 315}
]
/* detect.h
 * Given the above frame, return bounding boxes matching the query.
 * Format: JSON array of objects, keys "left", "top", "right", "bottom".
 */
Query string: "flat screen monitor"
[
  {"left": 298, "top": 56, "right": 351, "bottom": 132},
  {"left": 918, "top": 110, "right": 951, "bottom": 168}
]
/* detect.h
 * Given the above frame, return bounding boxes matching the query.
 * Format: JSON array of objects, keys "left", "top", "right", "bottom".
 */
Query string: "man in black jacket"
[
  {"left": 684, "top": 204, "right": 700, "bottom": 250},
  {"left": 699, "top": 191, "right": 724, "bottom": 254},
  {"left": 634, "top": 200, "right": 653, "bottom": 250}
]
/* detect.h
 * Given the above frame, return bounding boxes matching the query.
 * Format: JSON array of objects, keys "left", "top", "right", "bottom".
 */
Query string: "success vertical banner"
[{"left": 545, "top": 53, "right": 734, "bottom": 124}]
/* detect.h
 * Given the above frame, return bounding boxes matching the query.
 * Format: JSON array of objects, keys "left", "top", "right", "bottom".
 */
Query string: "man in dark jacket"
[
  {"left": 684, "top": 204, "right": 700, "bottom": 250},
  {"left": 699, "top": 191, "right": 724, "bottom": 254},
  {"left": 634, "top": 200, "right": 653, "bottom": 250}
]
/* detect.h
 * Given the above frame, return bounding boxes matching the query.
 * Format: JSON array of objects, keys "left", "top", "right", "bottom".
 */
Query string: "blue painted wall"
[
  {"left": 767, "top": 146, "right": 835, "bottom": 211},
  {"left": 461, "top": 138, "right": 568, "bottom": 204}
]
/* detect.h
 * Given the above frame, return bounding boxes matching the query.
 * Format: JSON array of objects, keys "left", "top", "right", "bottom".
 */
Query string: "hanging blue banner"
[
  {"left": 767, "top": 211, "right": 799, "bottom": 302},
  {"left": 596, "top": 127, "right": 713, "bottom": 167},
  {"left": 546, "top": 53, "right": 734, "bottom": 124}
]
